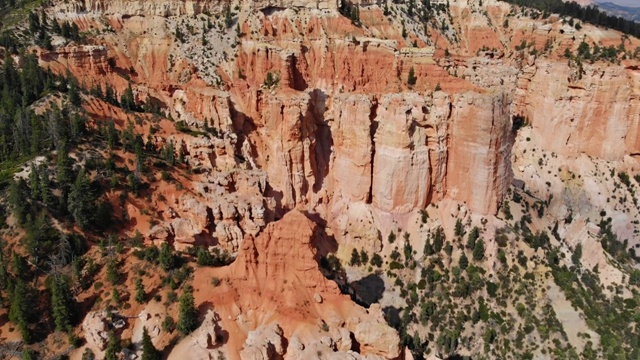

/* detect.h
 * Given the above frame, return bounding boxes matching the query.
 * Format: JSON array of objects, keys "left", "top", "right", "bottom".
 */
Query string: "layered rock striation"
[{"left": 188, "top": 210, "right": 401, "bottom": 359}]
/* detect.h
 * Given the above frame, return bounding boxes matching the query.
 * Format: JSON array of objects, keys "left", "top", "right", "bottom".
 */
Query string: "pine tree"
[
  {"left": 52, "top": 20, "right": 61, "bottom": 34},
  {"left": 29, "top": 163, "right": 40, "bottom": 200},
  {"left": 68, "top": 76, "right": 82, "bottom": 107},
  {"left": 162, "top": 140, "right": 176, "bottom": 166},
  {"left": 466, "top": 227, "right": 479, "bottom": 249},
  {"left": 111, "top": 288, "right": 120, "bottom": 304},
  {"left": 9, "top": 279, "right": 32, "bottom": 343},
  {"left": 104, "top": 331, "right": 121, "bottom": 360},
  {"left": 12, "top": 251, "right": 28, "bottom": 279},
  {"left": 159, "top": 242, "right": 176, "bottom": 271},
  {"left": 177, "top": 287, "right": 198, "bottom": 335},
  {"left": 473, "top": 239, "right": 485, "bottom": 261},
  {"left": 224, "top": 3, "right": 233, "bottom": 28},
  {"left": 105, "top": 84, "right": 117, "bottom": 105},
  {"left": 81, "top": 348, "right": 95, "bottom": 360},
  {"left": 349, "top": 248, "right": 361, "bottom": 266},
  {"left": 21, "top": 349, "right": 36, "bottom": 360},
  {"left": 8, "top": 179, "right": 29, "bottom": 224},
  {"left": 407, "top": 66, "right": 417, "bottom": 86},
  {"left": 56, "top": 140, "right": 73, "bottom": 208},
  {"left": 121, "top": 81, "right": 135, "bottom": 111},
  {"left": 50, "top": 275, "right": 76, "bottom": 331},
  {"left": 425, "top": 237, "right": 436, "bottom": 255},
  {"left": 68, "top": 168, "right": 95, "bottom": 229},
  {"left": 141, "top": 326, "right": 161, "bottom": 360},
  {"left": 135, "top": 278, "right": 146, "bottom": 304},
  {"left": 459, "top": 252, "right": 469, "bottom": 271},
  {"left": 106, "top": 257, "right": 119, "bottom": 285},
  {"left": 433, "top": 227, "right": 444, "bottom": 253},
  {"left": 454, "top": 218, "right": 464, "bottom": 238}
]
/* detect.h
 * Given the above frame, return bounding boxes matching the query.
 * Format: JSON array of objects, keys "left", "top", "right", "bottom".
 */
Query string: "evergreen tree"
[
  {"left": 141, "top": 326, "right": 161, "bottom": 360},
  {"left": 104, "top": 120, "right": 118, "bottom": 149},
  {"left": 21, "top": 349, "right": 37, "bottom": 360},
  {"left": 473, "top": 239, "right": 485, "bottom": 261},
  {"left": 52, "top": 20, "right": 61, "bottom": 34},
  {"left": 81, "top": 348, "right": 95, "bottom": 360},
  {"left": 349, "top": 248, "right": 361, "bottom": 266},
  {"left": 67, "top": 168, "right": 95, "bottom": 229},
  {"left": 106, "top": 257, "right": 119, "bottom": 285},
  {"left": 70, "top": 112, "right": 86, "bottom": 142},
  {"left": 61, "top": 21, "right": 71, "bottom": 38},
  {"left": 196, "top": 247, "right": 214, "bottom": 267},
  {"left": 68, "top": 76, "right": 82, "bottom": 107},
  {"left": 572, "top": 243, "right": 583, "bottom": 266},
  {"left": 12, "top": 251, "right": 28, "bottom": 279},
  {"left": 0, "top": 241, "right": 9, "bottom": 291},
  {"left": 459, "top": 252, "right": 469, "bottom": 271},
  {"left": 135, "top": 278, "right": 146, "bottom": 304},
  {"left": 104, "top": 331, "right": 121, "bottom": 360},
  {"left": 159, "top": 242, "right": 177, "bottom": 271},
  {"left": 466, "top": 227, "right": 479, "bottom": 249},
  {"left": 407, "top": 66, "right": 417, "bottom": 86},
  {"left": 454, "top": 218, "right": 464, "bottom": 238},
  {"left": 177, "top": 287, "right": 198, "bottom": 335},
  {"left": 49, "top": 275, "right": 76, "bottom": 331},
  {"left": 56, "top": 140, "right": 73, "bottom": 209},
  {"left": 43, "top": 33, "right": 52, "bottom": 50},
  {"left": 8, "top": 179, "right": 29, "bottom": 224},
  {"left": 9, "top": 279, "right": 32, "bottom": 343},
  {"left": 70, "top": 22, "right": 80, "bottom": 41},
  {"left": 105, "top": 84, "right": 117, "bottom": 105},
  {"left": 433, "top": 227, "right": 444, "bottom": 253},
  {"left": 29, "top": 163, "right": 40, "bottom": 200},
  {"left": 120, "top": 81, "right": 135, "bottom": 111},
  {"left": 162, "top": 140, "right": 176, "bottom": 166},
  {"left": 423, "top": 240, "right": 434, "bottom": 256},
  {"left": 224, "top": 3, "right": 233, "bottom": 28}
]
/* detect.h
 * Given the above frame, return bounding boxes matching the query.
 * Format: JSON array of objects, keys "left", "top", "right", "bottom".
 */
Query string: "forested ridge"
[
  {"left": 500, "top": 0, "right": 640, "bottom": 38},
  {"left": 0, "top": 8, "right": 190, "bottom": 356}
]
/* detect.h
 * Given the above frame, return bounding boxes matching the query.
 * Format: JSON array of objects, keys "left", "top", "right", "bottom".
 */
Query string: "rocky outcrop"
[
  {"left": 354, "top": 306, "right": 403, "bottom": 357},
  {"left": 54, "top": 0, "right": 341, "bottom": 16},
  {"left": 249, "top": 0, "right": 340, "bottom": 11},
  {"left": 447, "top": 91, "right": 513, "bottom": 214},
  {"left": 240, "top": 324, "right": 286, "bottom": 360},
  {"left": 39, "top": 46, "right": 111, "bottom": 75},
  {"left": 328, "top": 94, "right": 375, "bottom": 204},
  {"left": 54, "top": 0, "right": 214, "bottom": 16},
  {"left": 188, "top": 210, "right": 401, "bottom": 359},
  {"left": 371, "top": 93, "right": 435, "bottom": 212},
  {"left": 514, "top": 59, "right": 640, "bottom": 161},
  {"left": 82, "top": 311, "right": 110, "bottom": 351},
  {"left": 259, "top": 91, "right": 320, "bottom": 210}
]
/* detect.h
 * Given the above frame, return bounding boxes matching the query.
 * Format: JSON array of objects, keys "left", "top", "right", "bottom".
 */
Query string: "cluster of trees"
[
  {"left": 564, "top": 39, "right": 627, "bottom": 64},
  {"left": 502, "top": 0, "right": 640, "bottom": 39},
  {"left": 0, "top": 231, "right": 85, "bottom": 343},
  {"left": 339, "top": 0, "right": 361, "bottom": 25},
  {"left": 0, "top": 54, "right": 85, "bottom": 165},
  {"left": 27, "top": 9, "right": 81, "bottom": 50}
]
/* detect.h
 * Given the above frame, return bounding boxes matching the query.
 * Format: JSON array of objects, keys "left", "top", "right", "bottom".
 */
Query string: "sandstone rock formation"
[
  {"left": 513, "top": 59, "right": 640, "bottom": 161},
  {"left": 239, "top": 324, "right": 286, "bottom": 360},
  {"left": 36, "top": 1, "right": 640, "bottom": 358},
  {"left": 82, "top": 311, "right": 111, "bottom": 351},
  {"left": 188, "top": 210, "right": 401, "bottom": 359}
]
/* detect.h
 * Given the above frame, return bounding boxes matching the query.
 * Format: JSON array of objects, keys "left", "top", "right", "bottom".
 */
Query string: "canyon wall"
[
  {"left": 54, "top": 0, "right": 341, "bottom": 16},
  {"left": 514, "top": 59, "right": 640, "bottom": 161},
  {"left": 244, "top": 85, "right": 512, "bottom": 215}
]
